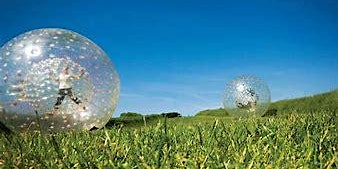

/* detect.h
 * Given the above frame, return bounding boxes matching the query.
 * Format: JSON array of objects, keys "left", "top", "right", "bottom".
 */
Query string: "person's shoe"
[{"left": 79, "top": 103, "right": 86, "bottom": 110}]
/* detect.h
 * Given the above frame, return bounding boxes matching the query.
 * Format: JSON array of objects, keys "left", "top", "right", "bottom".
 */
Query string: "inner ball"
[
  {"left": 0, "top": 28, "right": 120, "bottom": 133},
  {"left": 223, "top": 75, "right": 271, "bottom": 118}
]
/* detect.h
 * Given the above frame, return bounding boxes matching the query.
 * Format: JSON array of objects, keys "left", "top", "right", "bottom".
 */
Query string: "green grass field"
[{"left": 0, "top": 90, "right": 337, "bottom": 168}]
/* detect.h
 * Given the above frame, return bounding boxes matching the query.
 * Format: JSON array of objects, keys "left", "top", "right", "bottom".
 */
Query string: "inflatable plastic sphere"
[
  {"left": 223, "top": 75, "right": 270, "bottom": 118},
  {"left": 0, "top": 28, "right": 120, "bottom": 133}
]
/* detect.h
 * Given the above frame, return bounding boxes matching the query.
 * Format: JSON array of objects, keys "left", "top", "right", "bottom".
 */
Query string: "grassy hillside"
[
  {"left": 196, "top": 89, "right": 338, "bottom": 117},
  {"left": 195, "top": 108, "right": 229, "bottom": 117},
  {"left": 0, "top": 90, "right": 337, "bottom": 168},
  {"left": 269, "top": 89, "right": 338, "bottom": 115}
]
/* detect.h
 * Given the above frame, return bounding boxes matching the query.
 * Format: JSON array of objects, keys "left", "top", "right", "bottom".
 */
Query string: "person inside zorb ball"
[
  {"left": 0, "top": 28, "right": 120, "bottom": 133},
  {"left": 51, "top": 64, "right": 86, "bottom": 112},
  {"left": 223, "top": 75, "right": 270, "bottom": 117},
  {"left": 235, "top": 86, "right": 258, "bottom": 112}
]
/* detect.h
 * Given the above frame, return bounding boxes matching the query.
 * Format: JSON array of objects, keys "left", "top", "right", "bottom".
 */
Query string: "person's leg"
[
  {"left": 67, "top": 89, "right": 86, "bottom": 110},
  {"left": 67, "top": 88, "right": 82, "bottom": 105},
  {"left": 236, "top": 102, "right": 244, "bottom": 108},
  {"left": 54, "top": 89, "right": 66, "bottom": 109}
]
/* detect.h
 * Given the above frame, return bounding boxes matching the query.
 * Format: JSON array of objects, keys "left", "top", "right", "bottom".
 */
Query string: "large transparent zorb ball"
[
  {"left": 223, "top": 75, "right": 270, "bottom": 117},
  {"left": 0, "top": 28, "right": 120, "bottom": 133}
]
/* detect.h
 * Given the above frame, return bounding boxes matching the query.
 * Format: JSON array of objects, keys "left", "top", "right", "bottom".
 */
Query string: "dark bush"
[
  {"left": 262, "top": 108, "right": 278, "bottom": 117},
  {"left": 161, "top": 112, "right": 182, "bottom": 118}
]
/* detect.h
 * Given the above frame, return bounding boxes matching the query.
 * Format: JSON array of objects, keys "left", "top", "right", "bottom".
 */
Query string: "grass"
[
  {"left": 0, "top": 90, "right": 337, "bottom": 168},
  {"left": 195, "top": 108, "right": 229, "bottom": 117}
]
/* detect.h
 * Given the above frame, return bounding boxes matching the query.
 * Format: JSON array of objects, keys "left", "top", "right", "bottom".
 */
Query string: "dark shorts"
[
  {"left": 54, "top": 88, "right": 82, "bottom": 107},
  {"left": 58, "top": 88, "right": 73, "bottom": 96}
]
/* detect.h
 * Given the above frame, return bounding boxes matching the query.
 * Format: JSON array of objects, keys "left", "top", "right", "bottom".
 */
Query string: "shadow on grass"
[{"left": 0, "top": 121, "right": 13, "bottom": 135}]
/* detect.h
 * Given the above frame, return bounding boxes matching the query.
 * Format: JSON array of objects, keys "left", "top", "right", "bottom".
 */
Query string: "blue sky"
[{"left": 0, "top": 0, "right": 337, "bottom": 116}]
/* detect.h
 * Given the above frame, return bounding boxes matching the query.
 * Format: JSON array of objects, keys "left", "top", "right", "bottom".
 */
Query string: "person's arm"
[
  {"left": 49, "top": 71, "right": 59, "bottom": 82},
  {"left": 72, "top": 69, "right": 85, "bottom": 79}
]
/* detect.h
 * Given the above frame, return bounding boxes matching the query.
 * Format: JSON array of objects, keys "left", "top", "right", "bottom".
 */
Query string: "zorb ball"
[
  {"left": 0, "top": 28, "right": 120, "bottom": 133},
  {"left": 223, "top": 75, "right": 270, "bottom": 117}
]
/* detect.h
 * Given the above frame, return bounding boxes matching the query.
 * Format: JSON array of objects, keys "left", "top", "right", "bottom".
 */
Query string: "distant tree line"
[
  {"left": 120, "top": 112, "right": 182, "bottom": 119},
  {"left": 161, "top": 112, "right": 182, "bottom": 118},
  {"left": 105, "top": 111, "right": 182, "bottom": 128}
]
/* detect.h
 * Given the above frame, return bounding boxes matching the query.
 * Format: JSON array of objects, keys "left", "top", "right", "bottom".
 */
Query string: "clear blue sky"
[{"left": 0, "top": 0, "right": 337, "bottom": 116}]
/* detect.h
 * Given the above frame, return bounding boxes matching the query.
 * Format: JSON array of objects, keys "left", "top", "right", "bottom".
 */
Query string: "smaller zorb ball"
[
  {"left": 0, "top": 28, "right": 120, "bottom": 133},
  {"left": 223, "top": 75, "right": 270, "bottom": 117}
]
